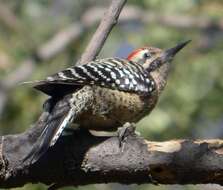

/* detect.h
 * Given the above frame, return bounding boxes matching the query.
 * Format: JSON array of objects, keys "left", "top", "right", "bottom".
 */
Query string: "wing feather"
[{"left": 28, "top": 58, "right": 156, "bottom": 96}]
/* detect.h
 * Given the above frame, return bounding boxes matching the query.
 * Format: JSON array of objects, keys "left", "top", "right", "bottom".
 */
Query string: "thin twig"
[{"left": 79, "top": 0, "right": 127, "bottom": 65}]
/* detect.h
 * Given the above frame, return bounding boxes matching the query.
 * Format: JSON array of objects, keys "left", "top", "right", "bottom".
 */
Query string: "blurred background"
[{"left": 0, "top": 0, "right": 223, "bottom": 190}]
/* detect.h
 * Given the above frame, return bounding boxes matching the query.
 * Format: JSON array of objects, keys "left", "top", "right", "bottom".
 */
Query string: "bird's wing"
[{"left": 30, "top": 58, "right": 156, "bottom": 96}]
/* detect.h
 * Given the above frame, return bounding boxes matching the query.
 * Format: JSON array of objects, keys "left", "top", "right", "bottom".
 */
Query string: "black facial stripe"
[{"left": 147, "top": 58, "right": 163, "bottom": 72}]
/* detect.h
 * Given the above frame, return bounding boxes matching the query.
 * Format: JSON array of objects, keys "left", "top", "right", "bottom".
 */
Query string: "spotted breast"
[{"left": 75, "top": 85, "right": 158, "bottom": 131}]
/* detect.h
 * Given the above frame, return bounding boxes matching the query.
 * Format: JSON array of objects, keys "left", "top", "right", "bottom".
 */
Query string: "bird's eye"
[{"left": 143, "top": 52, "right": 151, "bottom": 59}]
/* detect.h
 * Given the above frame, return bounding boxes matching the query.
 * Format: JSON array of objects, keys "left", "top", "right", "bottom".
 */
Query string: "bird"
[{"left": 23, "top": 40, "right": 190, "bottom": 164}]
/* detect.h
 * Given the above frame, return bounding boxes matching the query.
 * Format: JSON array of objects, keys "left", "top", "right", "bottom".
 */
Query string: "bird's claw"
[{"left": 117, "top": 122, "right": 137, "bottom": 150}]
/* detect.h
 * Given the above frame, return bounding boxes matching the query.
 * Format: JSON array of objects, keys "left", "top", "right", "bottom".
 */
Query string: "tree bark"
[{"left": 1, "top": 128, "right": 223, "bottom": 189}]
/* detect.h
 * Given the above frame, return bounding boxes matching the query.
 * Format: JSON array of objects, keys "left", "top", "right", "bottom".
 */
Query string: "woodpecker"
[{"left": 23, "top": 40, "right": 190, "bottom": 164}]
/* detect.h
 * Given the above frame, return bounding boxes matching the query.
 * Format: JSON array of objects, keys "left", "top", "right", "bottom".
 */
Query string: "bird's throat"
[{"left": 150, "top": 63, "right": 170, "bottom": 95}]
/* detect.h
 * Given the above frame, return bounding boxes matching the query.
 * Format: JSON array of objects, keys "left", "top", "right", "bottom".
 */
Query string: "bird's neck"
[{"left": 150, "top": 63, "right": 170, "bottom": 95}]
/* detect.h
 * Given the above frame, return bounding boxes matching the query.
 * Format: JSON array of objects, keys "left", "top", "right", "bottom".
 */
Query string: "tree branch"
[
  {"left": 1, "top": 129, "right": 223, "bottom": 189},
  {"left": 79, "top": 0, "right": 127, "bottom": 64}
]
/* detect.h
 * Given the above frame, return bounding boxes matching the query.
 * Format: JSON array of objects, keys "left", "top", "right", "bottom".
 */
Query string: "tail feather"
[
  {"left": 22, "top": 126, "right": 50, "bottom": 164},
  {"left": 23, "top": 86, "right": 91, "bottom": 165},
  {"left": 23, "top": 96, "right": 74, "bottom": 164}
]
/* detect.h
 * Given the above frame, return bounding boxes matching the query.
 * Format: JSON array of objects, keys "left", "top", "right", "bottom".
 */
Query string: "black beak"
[
  {"left": 162, "top": 40, "right": 191, "bottom": 62},
  {"left": 147, "top": 40, "right": 191, "bottom": 72}
]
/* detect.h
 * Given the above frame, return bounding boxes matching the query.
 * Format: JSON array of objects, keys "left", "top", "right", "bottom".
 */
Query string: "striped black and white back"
[{"left": 33, "top": 58, "right": 156, "bottom": 97}]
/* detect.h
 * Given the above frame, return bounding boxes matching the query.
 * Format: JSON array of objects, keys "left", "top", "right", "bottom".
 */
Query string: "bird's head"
[{"left": 127, "top": 40, "right": 191, "bottom": 94}]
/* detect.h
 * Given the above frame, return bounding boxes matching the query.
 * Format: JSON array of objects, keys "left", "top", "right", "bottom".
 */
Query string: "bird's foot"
[{"left": 117, "top": 122, "right": 137, "bottom": 151}]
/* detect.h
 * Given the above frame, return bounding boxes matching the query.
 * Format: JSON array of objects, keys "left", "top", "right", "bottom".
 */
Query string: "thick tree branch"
[{"left": 1, "top": 129, "right": 223, "bottom": 189}]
